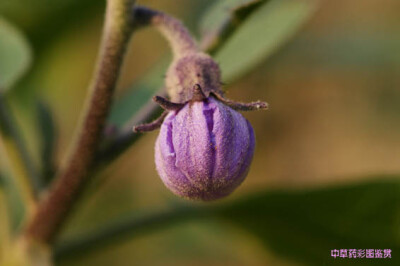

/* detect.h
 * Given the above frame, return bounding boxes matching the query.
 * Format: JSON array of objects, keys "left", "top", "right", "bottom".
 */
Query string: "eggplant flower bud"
[
  {"left": 155, "top": 96, "right": 255, "bottom": 201},
  {"left": 130, "top": 8, "right": 267, "bottom": 201}
]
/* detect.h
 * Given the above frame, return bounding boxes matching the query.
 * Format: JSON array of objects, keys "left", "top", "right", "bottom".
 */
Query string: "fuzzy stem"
[
  {"left": 133, "top": 6, "right": 199, "bottom": 58},
  {"left": 24, "top": 0, "right": 135, "bottom": 244}
]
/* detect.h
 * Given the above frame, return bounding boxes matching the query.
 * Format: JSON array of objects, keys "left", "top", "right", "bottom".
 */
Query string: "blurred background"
[{"left": 1, "top": 0, "right": 400, "bottom": 265}]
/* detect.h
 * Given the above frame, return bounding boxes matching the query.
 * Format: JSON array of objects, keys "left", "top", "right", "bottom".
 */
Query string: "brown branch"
[{"left": 24, "top": 0, "right": 136, "bottom": 244}]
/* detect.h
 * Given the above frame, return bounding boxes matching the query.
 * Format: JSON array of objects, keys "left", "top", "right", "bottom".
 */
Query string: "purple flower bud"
[{"left": 155, "top": 96, "right": 255, "bottom": 201}]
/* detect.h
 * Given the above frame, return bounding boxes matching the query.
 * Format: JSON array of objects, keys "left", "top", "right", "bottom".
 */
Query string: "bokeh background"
[{"left": 1, "top": 0, "right": 400, "bottom": 265}]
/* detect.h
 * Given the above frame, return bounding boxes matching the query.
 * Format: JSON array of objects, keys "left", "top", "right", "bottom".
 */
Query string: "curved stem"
[
  {"left": 133, "top": 6, "right": 199, "bottom": 58},
  {"left": 24, "top": 0, "right": 136, "bottom": 244}
]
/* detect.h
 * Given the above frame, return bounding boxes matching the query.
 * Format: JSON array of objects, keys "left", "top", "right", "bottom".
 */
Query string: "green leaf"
[
  {"left": 36, "top": 101, "right": 57, "bottom": 187},
  {"left": 0, "top": 179, "right": 4, "bottom": 191},
  {"left": 218, "top": 178, "right": 400, "bottom": 265},
  {"left": 0, "top": 17, "right": 32, "bottom": 90},
  {"left": 108, "top": 60, "right": 168, "bottom": 127},
  {"left": 0, "top": 0, "right": 103, "bottom": 50},
  {"left": 213, "top": 0, "right": 319, "bottom": 83},
  {"left": 199, "top": 0, "right": 265, "bottom": 54},
  {"left": 55, "top": 178, "right": 400, "bottom": 266},
  {"left": 0, "top": 171, "right": 25, "bottom": 232},
  {"left": 199, "top": 0, "right": 262, "bottom": 34},
  {"left": 0, "top": 186, "right": 11, "bottom": 253}
]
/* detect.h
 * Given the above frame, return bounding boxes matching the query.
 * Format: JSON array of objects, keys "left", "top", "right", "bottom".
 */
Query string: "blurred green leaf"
[
  {"left": 55, "top": 178, "right": 400, "bottom": 266},
  {"left": 0, "top": 94, "right": 41, "bottom": 196},
  {"left": 0, "top": 171, "right": 25, "bottom": 232},
  {"left": 108, "top": 61, "right": 168, "bottom": 127},
  {"left": 0, "top": 174, "right": 4, "bottom": 188},
  {"left": 199, "top": 0, "right": 265, "bottom": 53},
  {"left": 214, "top": 0, "right": 319, "bottom": 83},
  {"left": 0, "top": 0, "right": 103, "bottom": 50},
  {"left": 0, "top": 17, "right": 32, "bottom": 90},
  {"left": 0, "top": 186, "right": 11, "bottom": 252},
  {"left": 219, "top": 178, "right": 400, "bottom": 265},
  {"left": 36, "top": 101, "right": 57, "bottom": 187},
  {"left": 200, "top": 0, "right": 261, "bottom": 33}
]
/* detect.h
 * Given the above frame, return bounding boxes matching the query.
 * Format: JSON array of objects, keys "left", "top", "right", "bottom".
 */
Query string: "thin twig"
[{"left": 24, "top": 0, "right": 136, "bottom": 244}]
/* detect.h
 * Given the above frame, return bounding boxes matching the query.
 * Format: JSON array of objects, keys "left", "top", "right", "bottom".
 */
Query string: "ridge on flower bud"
[{"left": 155, "top": 96, "right": 255, "bottom": 201}]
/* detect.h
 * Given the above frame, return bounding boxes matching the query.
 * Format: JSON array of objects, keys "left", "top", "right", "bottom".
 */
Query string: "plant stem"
[
  {"left": 132, "top": 6, "right": 199, "bottom": 57},
  {"left": 24, "top": 0, "right": 136, "bottom": 244}
]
